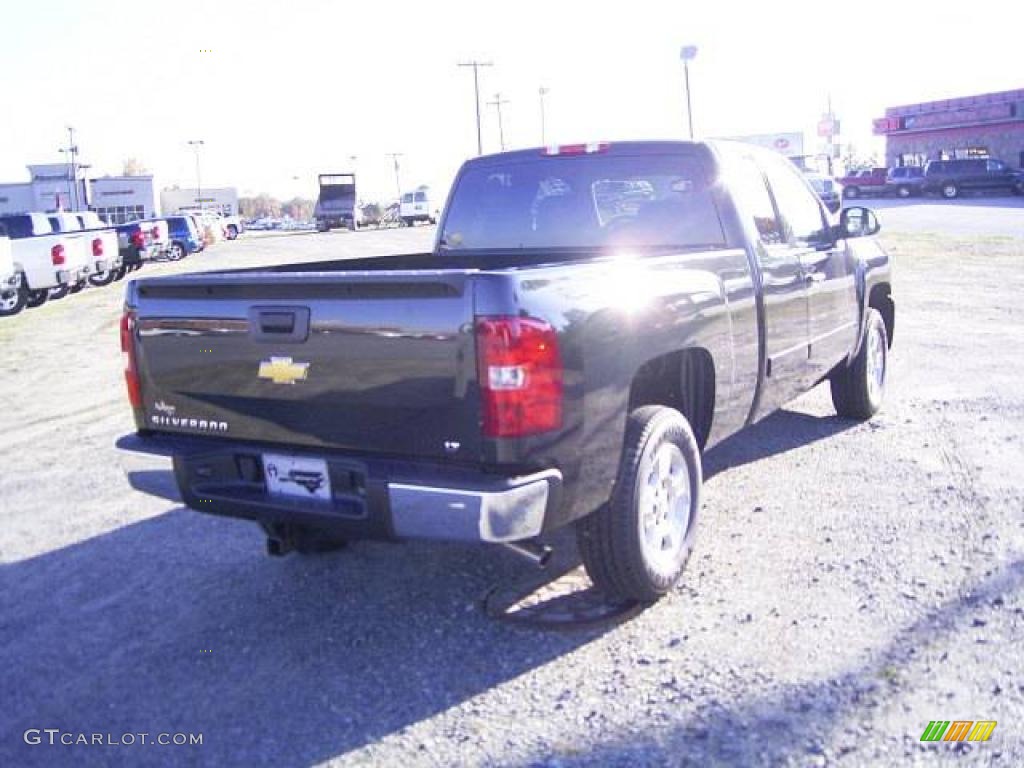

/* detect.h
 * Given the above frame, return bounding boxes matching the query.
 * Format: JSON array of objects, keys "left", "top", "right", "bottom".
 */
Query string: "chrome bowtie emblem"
[{"left": 257, "top": 356, "right": 310, "bottom": 385}]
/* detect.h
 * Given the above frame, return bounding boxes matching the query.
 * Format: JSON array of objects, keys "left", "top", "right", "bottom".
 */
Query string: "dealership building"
[
  {"left": 0, "top": 164, "right": 160, "bottom": 223},
  {"left": 874, "top": 87, "right": 1024, "bottom": 168}
]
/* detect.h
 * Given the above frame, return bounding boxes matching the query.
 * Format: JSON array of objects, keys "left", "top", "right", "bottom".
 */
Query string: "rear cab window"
[{"left": 440, "top": 152, "right": 726, "bottom": 252}]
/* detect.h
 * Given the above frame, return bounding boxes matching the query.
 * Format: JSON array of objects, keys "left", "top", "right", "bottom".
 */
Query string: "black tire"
[
  {"left": 577, "top": 405, "right": 701, "bottom": 603},
  {"left": 845, "top": 186, "right": 860, "bottom": 199},
  {"left": 69, "top": 280, "right": 86, "bottom": 294},
  {"left": 49, "top": 284, "right": 71, "bottom": 301},
  {"left": 897, "top": 185, "right": 912, "bottom": 198},
  {"left": 941, "top": 182, "right": 959, "bottom": 199},
  {"left": 830, "top": 307, "right": 889, "bottom": 420},
  {"left": 0, "top": 283, "right": 27, "bottom": 317},
  {"left": 26, "top": 289, "right": 49, "bottom": 308},
  {"left": 112, "top": 266, "right": 128, "bottom": 281},
  {"left": 168, "top": 242, "right": 186, "bottom": 261},
  {"left": 89, "top": 268, "right": 118, "bottom": 287}
]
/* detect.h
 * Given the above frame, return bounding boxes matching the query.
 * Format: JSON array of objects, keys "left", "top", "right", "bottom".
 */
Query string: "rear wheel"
[
  {"left": 941, "top": 182, "right": 959, "bottom": 199},
  {"left": 48, "top": 284, "right": 71, "bottom": 301},
  {"left": 112, "top": 266, "right": 128, "bottom": 281},
  {"left": 168, "top": 242, "right": 186, "bottom": 261},
  {"left": 897, "top": 185, "right": 912, "bottom": 198},
  {"left": 69, "top": 280, "right": 87, "bottom": 294},
  {"left": 577, "top": 405, "right": 701, "bottom": 603},
  {"left": 89, "top": 268, "right": 118, "bottom": 287},
  {"left": 831, "top": 308, "right": 888, "bottom": 420},
  {"left": 26, "top": 289, "right": 49, "bottom": 308},
  {"left": 0, "top": 283, "right": 27, "bottom": 317}
]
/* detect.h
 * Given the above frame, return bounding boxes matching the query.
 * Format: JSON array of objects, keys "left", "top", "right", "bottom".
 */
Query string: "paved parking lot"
[
  {"left": 866, "top": 195, "right": 1023, "bottom": 238},
  {"left": 1, "top": 209, "right": 1023, "bottom": 766}
]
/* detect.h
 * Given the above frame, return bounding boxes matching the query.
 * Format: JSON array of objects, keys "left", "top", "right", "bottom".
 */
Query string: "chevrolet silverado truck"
[
  {"left": 0, "top": 213, "right": 91, "bottom": 309},
  {"left": 73, "top": 211, "right": 122, "bottom": 286},
  {"left": 118, "top": 141, "right": 895, "bottom": 603}
]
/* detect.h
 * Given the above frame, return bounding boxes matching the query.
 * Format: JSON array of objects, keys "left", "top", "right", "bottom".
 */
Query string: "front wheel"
[
  {"left": 831, "top": 308, "right": 888, "bottom": 420},
  {"left": 168, "top": 242, "right": 186, "bottom": 261},
  {"left": 577, "top": 405, "right": 701, "bottom": 603},
  {"left": 941, "top": 182, "right": 959, "bottom": 199}
]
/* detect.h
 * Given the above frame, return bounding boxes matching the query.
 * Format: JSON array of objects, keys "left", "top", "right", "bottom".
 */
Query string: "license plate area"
[{"left": 262, "top": 453, "right": 332, "bottom": 501}]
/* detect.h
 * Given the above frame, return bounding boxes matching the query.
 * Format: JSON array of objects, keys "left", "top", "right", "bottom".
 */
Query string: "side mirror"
[{"left": 839, "top": 206, "right": 880, "bottom": 238}]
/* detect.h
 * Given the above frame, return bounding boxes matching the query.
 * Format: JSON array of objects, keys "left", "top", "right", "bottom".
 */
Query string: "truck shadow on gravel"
[
  {"left": 538, "top": 558, "right": 1024, "bottom": 767},
  {"left": 0, "top": 508, "right": 610, "bottom": 767}
]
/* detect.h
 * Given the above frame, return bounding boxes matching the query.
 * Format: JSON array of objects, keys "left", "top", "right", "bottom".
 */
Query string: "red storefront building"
[{"left": 874, "top": 88, "right": 1024, "bottom": 169}]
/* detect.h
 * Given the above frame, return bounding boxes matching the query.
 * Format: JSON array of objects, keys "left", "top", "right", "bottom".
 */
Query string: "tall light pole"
[
  {"left": 187, "top": 140, "right": 205, "bottom": 210},
  {"left": 680, "top": 45, "right": 698, "bottom": 140},
  {"left": 488, "top": 93, "right": 510, "bottom": 151},
  {"left": 59, "top": 126, "right": 80, "bottom": 211},
  {"left": 387, "top": 153, "right": 403, "bottom": 199},
  {"left": 538, "top": 87, "right": 549, "bottom": 146},
  {"left": 458, "top": 60, "right": 493, "bottom": 156}
]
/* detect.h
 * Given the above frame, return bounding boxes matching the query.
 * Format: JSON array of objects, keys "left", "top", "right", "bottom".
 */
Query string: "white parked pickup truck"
[
  {"left": 73, "top": 211, "right": 122, "bottom": 286},
  {"left": 0, "top": 213, "right": 91, "bottom": 309},
  {"left": 0, "top": 233, "right": 22, "bottom": 316},
  {"left": 47, "top": 213, "right": 111, "bottom": 295}
]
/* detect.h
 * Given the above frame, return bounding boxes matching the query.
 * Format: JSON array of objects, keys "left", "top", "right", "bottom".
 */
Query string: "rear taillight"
[
  {"left": 120, "top": 310, "right": 143, "bottom": 409},
  {"left": 476, "top": 316, "right": 563, "bottom": 438},
  {"left": 51, "top": 244, "right": 65, "bottom": 265},
  {"left": 130, "top": 230, "right": 145, "bottom": 249},
  {"left": 92, "top": 237, "right": 103, "bottom": 257},
  {"left": 150, "top": 226, "right": 160, "bottom": 240}
]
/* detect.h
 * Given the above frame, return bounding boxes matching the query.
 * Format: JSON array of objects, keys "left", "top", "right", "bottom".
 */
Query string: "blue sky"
[{"left": 1, "top": 0, "right": 1020, "bottom": 201}]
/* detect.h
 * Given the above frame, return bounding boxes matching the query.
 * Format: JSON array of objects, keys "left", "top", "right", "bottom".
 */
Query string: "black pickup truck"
[{"left": 119, "top": 141, "right": 895, "bottom": 602}]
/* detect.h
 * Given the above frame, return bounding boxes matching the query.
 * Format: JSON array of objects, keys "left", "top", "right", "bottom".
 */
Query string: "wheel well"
[
  {"left": 869, "top": 283, "right": 894, "bottom": 348},
  {"left": 628, "top": 348, "right": 715, "bottom": 449}
]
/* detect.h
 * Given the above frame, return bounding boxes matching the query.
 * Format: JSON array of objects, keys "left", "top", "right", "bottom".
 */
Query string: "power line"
[{"left": 457, "top": 60, "right": 493, "bottom": 155}]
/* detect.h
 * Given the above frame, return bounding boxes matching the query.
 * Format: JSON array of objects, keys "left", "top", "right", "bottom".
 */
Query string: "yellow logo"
[{"left": 257, "top": 357, "right": 309, "bottom": 385}]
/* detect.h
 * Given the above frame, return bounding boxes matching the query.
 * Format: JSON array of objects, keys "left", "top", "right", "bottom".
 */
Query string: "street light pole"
[
  {"left": 458, "top": 60, "right": 493, "bottom": 155},
  {"left": 59, "top": 126, "right": 80, "bottom": 211},
  {"left": 488, "top": 93, "right": 510, "bottom": 151},
  {"left": 680, "top": 45, "right": 698, "bottom": 140},
  {"left": 538, "top": 87, "right": 549, "bottom": 146},
  {"left": 387, "top": 153, "right": 404, "bottom": 199},
  {"left": 187, "top": 140, "right": 205, "bottom": 210}
]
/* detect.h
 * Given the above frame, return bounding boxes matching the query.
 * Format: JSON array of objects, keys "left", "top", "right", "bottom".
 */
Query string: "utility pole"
[
  {"left": 457, "top": 60, "right": 493, "bottom": 155},
  {"left": 538, "top": 87, "right": 549, "bottom": 146},
  {"left": 59, "top": 126, "right": 80, "bottom": 211},
  {"left": 187, "top": 140, "right": 205, "bottom": 210},
  {"left": 387, "top": 153, "right": 404, "bottom": 199},
  {"left": 680, "top": 45, "right": 698, "bottom": 140},
  {"left": 488, "top": 93, "right": 510, "bottom": 151}
]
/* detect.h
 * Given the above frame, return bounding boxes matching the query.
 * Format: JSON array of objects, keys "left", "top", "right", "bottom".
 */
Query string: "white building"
[
  {"left": 160, "top": 187, "right": 239, "bottom": 217},
  {"left": 0, "top": 164, "right": 160, "bottom": 224}
]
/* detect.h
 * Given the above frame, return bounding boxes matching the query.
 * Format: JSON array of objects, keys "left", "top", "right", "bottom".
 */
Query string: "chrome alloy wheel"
[{"left": 638, "top": 442, "right": 692, "bottom": 578}]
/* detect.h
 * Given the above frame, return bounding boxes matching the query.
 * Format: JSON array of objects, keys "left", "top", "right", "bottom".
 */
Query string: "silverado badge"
[{"left": 258, "top": 356, "right": 310, "bottom": 385}]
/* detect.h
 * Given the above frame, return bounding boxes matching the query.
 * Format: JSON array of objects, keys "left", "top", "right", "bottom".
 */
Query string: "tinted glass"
[
  {"left": 441, "top": 154, "right": 726, "bottom": 251},
  {"left": 402, "top": 193, "right": 414, "bottom": 203},
  {"left": 0, "top": 215, "right": 40, "bottom": 238},
  {"left": 726, "top": 157, "right": 783, "bottom": 245},
  {"left": 760, "top": 156, "right": 827, "bottom": 244},
  {"left": 414, "top": 191, "right": 427, "bottom": 202}
]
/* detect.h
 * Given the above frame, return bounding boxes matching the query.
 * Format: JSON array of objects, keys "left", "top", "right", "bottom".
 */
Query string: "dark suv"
[
  {"left": 886, "top": 166, "right": 925, "bottom": 198},
  {"left": 921, "top": 158, "right": 1024, "bottom": 199}
]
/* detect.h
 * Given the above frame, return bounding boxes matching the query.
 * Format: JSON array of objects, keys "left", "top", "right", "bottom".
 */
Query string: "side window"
[
  {"left": 402, "top": 193, "right": 414, "bottom": 204},
  {"left": 414, "top": 191, "right": 427, "bottom": 203},
  {"left": 729, "top": 156, "right": 783, "bottom": 245},
  {"left": 987, "top": 159, "right": 1005, "bottom": 172},
  {"left": 760, "top": 158, "right": 827, "bottom": 245}
]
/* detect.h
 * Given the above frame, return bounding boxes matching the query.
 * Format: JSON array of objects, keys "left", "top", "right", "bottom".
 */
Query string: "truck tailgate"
[{"left": 129, "top": 271, "right": 481, "bottom": 461}]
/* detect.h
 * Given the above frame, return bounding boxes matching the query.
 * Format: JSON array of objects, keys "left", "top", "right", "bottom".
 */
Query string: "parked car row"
[
  {"left": 839, "top": 158, "right": 1024, "bottom": 199},
  {"left": 0, "top": 208, "right": 231, "bottom": 318}
]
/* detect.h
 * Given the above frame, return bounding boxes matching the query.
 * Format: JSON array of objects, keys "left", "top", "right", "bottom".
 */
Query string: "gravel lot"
[{"left": 1, "top": 212, "right": 1023, "bottom": 767}]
